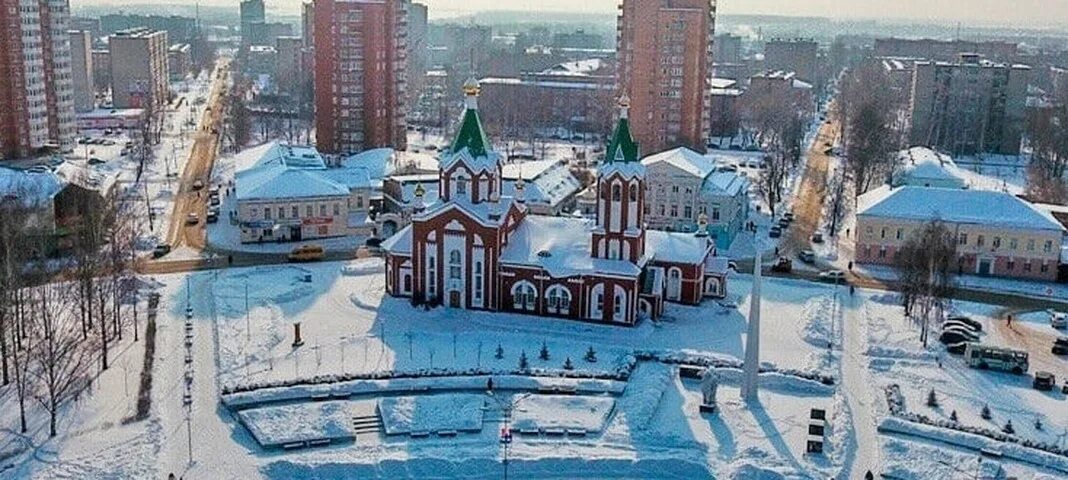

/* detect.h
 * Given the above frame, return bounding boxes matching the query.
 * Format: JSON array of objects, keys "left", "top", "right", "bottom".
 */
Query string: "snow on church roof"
[
  {"left": 501, "top": 215, "right": 642, "bottom": 278},
  {"left": 646, "top": 230, "right": 714, "bottom": 265},
  {"left": 857, "top": 185, "right": 1065, "bottom": 232},
  {"left": 501, "top": 160, "right": 581, "bottom": 208}
]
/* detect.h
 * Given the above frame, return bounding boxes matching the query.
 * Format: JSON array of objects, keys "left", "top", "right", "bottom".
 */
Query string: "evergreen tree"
[
  {"left": 584, "top": 346, "right": 597, "bottom": 363},
  {"left": 539, "top": 341, "right": 550, "bottom": 361},
  {"left": 495, "top": 343, "right": 504, "bottom": 360},
  {"left": 926, "top": 388, "right": 938, "bottom": 407},
  {"left": 563, "top": 357, "right": 574, "bottom": 370},
  {"left": 981, "top": 404, "right": 992, "bottom": 420},
  {"left": 949, "top": 410, "right": 958, "bottom": 423},
  {"left": 1002, "top": 420, "right": 1015, "bottom": 435},
  {"left": 518, "top": 351, "right": 529, "bottom": 370}
]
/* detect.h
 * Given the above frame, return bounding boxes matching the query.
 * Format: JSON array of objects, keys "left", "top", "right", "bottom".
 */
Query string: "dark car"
[
  {"left": 365, "top": 237, "right": 384, "bottom": 248},
  {"left": 1033, "top": 371, "right": 1056, "bottom": 391},
  {"left": 769, "top": 226, "right": 782, "bottom": 238},
  {"left": 771, "top": 257, "right": 792, "bottom": 273},
  {"left": 152, "top": 244, "right": 172, "bottom": 258},
  {"left": 943, "top": 319, "right": 980, "bottom": 335},
  {"left": 940, "top": 327, "right": 979, "bottom": 344},
  {"left": 1053, "top": 337, "right": 1068, "bottom": 356}
]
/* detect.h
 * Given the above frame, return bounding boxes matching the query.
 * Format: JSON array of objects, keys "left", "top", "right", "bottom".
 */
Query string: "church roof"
[
  {"left": 605, "top": 111, "right": 638, "bottom": 164},
  {"left": 449, "top": 108, "right": 492, "bottom": 158}
]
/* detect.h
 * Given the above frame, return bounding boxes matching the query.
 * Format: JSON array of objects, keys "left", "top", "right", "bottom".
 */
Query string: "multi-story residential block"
[
  {"left": 0, "top": 0, "right": 76, "bottom": 159},
  {"left": 744, "top": 70, "right": 815, "bottom": 116},
  {"left": 313, "top": 0, "right": 407, "bottom": 154},
  {"left": 713, "top": 33, "right": 742, "bottom": 64},
  {"left": 302, "top": 2, "right": 314, "bottom": 47},
  {"left": 91, "top": 50, "right": 111, "bottom": 93},
  {"left": 240, "top": 0, "right": 266, "bottom": 46},
  {"left": 856, "top": 185, "right": 1065, "bottom": 281},
  {"left": 168, "top": 43, "right": 193, "bottom": 81},
  {"left": 247, "top": 22, "right": 294, "bottom": 47},
  {"left": 99, "top": 14, "right": 197, "bottom": 42},
  {"left": 640, "top": 147, "right": 750, "bottom": 249},
  {"left": 708, "top": 78, "right": 742, "bottom": 137},
  {"left": 909, "top": 53, "right": 1029, "bottom": 155},
  {"left": 246, "top": 45, "right": 277, "bottom": 76},
  {"left": 616, "top": 0, "right": 716, "bottom": 154},
  {"left": 109, "top": 28, "right": 170, "bottom": 110},
  {"left": 763, "top": 38, "right": 819, "bottom": 84},
  {"left": 479, "top": 59, "right": 615, "bottom": 136},
  {"left": 276, "top": 36, "right": 305, "bottom": 96},
  {"left": 69, "top": 30, "right": 95, "bottom": 113},
  {"left": 406, "top": 2, "right": 428, "bottom": 105},
  {"left": 874, "top": 38, "right": 1018, "bottom": 63}
]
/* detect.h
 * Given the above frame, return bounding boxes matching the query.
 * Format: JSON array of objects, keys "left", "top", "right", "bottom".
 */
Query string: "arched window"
[
  {"left": 456, "top": 176, "right": 468, "bottom": 195},
  {"left": 449, "top": 249, "right": 462, "bottom": 280},
  {"left": 612, "top": 184, "right": 621, "bottom": 201},
  {"left": 613, "top": 286, "right": 627, "bottom": 321},
  {"left": 545, "top": 285, "right": 572, "bottom": 313},
  {"left": 629, "top": 184, "right": 638, "bottom": 201},
  {"left": 511, "top": 281, "right": 537, "bottom": 311}
]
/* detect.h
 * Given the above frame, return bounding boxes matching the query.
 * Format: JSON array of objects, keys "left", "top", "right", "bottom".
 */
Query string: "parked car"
[
  {"left": 940, "top": 326, "right": 979, "bottom": 344},
  {"left": 1050, "top": 311, "right": 1067, "bottom": 329},
  {"left": 799, "top": 250, "right": 816, "bottom": 264},
  {"left": 783, "top": 212, "right": 795, "bottom": 222},
  {"left": 769, "top": 226, "right": 782, "bottom": 238},
  {"left": 185, "top": 213, "right": 199, "bottom": 225},
  {"left": 365, "top": 237, "right": 384, "bottom": 248},
  {"left": 288, "top": 244, "right": 325, "bottom": 262},
  {"left": 771, "top": 257, "right": 793, "bottom": 273},
  {"left": 206, "top": 209, "right": 219, "bottom": 224},
  {"left": 777, "top": 217, "right": 790, "bottom": 228},
  {"left": 1033, "top": 371, "right": 1056, "bottom": 391},
  {"left": 819, "top": 270, "right": 846, "bottom": 281},
  {"left": 811, "top": 231, "right": 824, "bottom": 244},
  {"left": 943, "top": 320, "right": 980, "bottom": 336},
  {"left": 1052, "top": 337, "right": 1068, "bottom": 355},
  {"left": 192, "top": 179, "right": 205, "bottom": 190},
  {"left": 152, "top": 243, "right": 171, "bottom": 258}
]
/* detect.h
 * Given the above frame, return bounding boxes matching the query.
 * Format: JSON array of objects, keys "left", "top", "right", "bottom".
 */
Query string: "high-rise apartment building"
[
  {"left": 109, "top": 28, "right": 170, "bottom": 110},
  {"left": 313, "top": 0, "right": 407, "bottom": 154},
  {"left": 240, "top": 0, "right": 266, "bottom": 46},
  {"left": 0, "top": 0, "right": 76, "bottom": 159},
  {"left": 301, "top": 2, "right": 314, "bottom": 47},
  {"left": 909, "top": 53, "right": 1029, "bottom": 155},
  {"left": 276, "top": 36, "right": 305, "bottom": 96},
  {"left": 406, "top": 2, "right": 428, "bottom": 105},
  {"left": 70, "top": 30, "right": 95, "bottom": 112},
  {"left": 616, "top": 0, "right": 716, "bottom": 154}
]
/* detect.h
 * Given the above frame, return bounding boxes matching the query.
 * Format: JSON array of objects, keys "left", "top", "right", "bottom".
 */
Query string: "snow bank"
[
  {"left": 237, "top": 401, "right": 354, "bottom": 448},
  {"left": 222, "top": 374, "right": 627, "bottom": 409},
  {"left": 616, "top": 363, "right": 672, "bottom": 432},
  {"left": 378, "top": 394, "right": 484, "bottom": 435},
  {"left": 635, "top": 350, "right": 836, "bottom": 386},
  {"left": 878, "top": 416, "right": 1068, "bottom": 474},
  {"left": 511, "top": 395, "right": 616, "bottom": 433},
  {"left": 800, "top": 296, "right": 834, "bottom": 347}
]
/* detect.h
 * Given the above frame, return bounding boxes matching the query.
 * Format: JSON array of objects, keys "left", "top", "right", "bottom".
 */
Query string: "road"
[
  {"left": 163, "top": 57, "right": 231, "bottom": 252},
  {"left": 782, "top": 114, "right": 839, "bottom": 256}
]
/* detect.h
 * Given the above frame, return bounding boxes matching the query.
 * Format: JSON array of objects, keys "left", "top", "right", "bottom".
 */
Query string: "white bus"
[{"left": 964, "top": 343, "right": 1029, "bottom": 375}]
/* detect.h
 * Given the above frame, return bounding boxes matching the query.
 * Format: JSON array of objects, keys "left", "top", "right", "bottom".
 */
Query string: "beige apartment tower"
[{"left": 109, "top": 28, "right": 170, "bottom": 110}]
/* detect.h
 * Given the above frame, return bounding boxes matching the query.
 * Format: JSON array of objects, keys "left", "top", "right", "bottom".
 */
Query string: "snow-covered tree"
[
  {"left": 563, "top": 357, "right": 574, "bottom": 370},
  {"left": 584, "top": 346, "right": 597, "bottom": 363},
  {"left": 539, "top": 341, "right": 550, "bottom": 361},
  {"left": 494, "top": 343, "right": 504, "bottom": 360},
  {"left": 926, "top": 388, "right": 938, "bottom": 407},
  {"left": 29, "top": 282, "right": 92, "bottom": 437},
  {"left": 981, "top": 404, "right": 992, "bottom": 420},
  {"left": 949, "top": 410, "right": 958, "bottom": 423},
  {"left": 518, "top": 351, "right": 528, "bottom": 370},
  {"left": 1002, "top": 420, "right": 1015, "bottom": 435}
]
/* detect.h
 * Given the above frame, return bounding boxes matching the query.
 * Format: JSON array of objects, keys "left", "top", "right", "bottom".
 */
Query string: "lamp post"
[{"left": 486, "top": 390, "right": 531, "bottom": 480}]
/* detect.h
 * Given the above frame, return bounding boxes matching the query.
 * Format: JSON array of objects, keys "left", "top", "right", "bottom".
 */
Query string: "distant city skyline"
[{"left": 72, "top": 0, "right": 1068, "bottom": 27}]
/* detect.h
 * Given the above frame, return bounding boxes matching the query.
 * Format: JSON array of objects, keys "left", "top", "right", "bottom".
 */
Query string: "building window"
[
  {"left": 1041, "top": 263, "right": 1049, "bottom": 273},
  {"left": 264, "top": 208, "right": 272, "bottom": 220},
  {"left": 1044, "top": 240, "right": 1053, "bottom": 253},
  {"left": 292, "top": 206, "right": 299, "bottom": 218},
  {"left": 958, "top": 233, "right": 967, "bottom": 245},
  {"left": 658, "top": 204, "right": 665, "bottom": 215},
  {"left": 612, "top": 184, "right": 621, "bottom": 201},
  {"left": 993, "top": 237, "right": 1001, "bottom": 248},
  {"left": 671, "top": 205, "right": 678, "bottom": 217},
  {"left": 474, "top": 262, "right": 483, "bottom": 301},
  {"left": 644, "top": 204, "right": 650, "bottom": 215},
  {"left": 306, "top": 205, "right": 313, "bottom": 217},
  {"left": 427, "top": 255, "right": 436, "bottom": 298},
  {"left": 712, "top": 207, "right": 720, "bottom": 221},
  {"left": 629, "top": 184, "right": 638, "bottom": 201},
  {"left": 449, "top": 249, "right": 461, "bottom": 280},
  {"left": 457, "top": 176, "right": 468, "bottom": 195},
  {"left": 546, "top": 285, "right": 571, "bottom": 313},
  {"left": 671, "top": 185, "right": 679, "bottom": 193},
  {"left": 251, "top": 208, "right": 258, "bottom": 219},
  {"left": 318, "top": 226, "right": 328, "bottom": 235},
  {"left": 334, "top": 203, "right": 340, "bottom": 215},
  {"left": 1009, "top": 238, "right": 1018, "bottom": 250},
  {"left": 1007, "top": 259, "right": 1015, "bottom": 270},
  {"left": 278, "top": 207, "right": 285, "bottom": 219},
  {"left": 977, "top": 235, "right": 985, "bottom": 247},
  {"left": 356, "top": 196, "right": 364, "bottom": 208},
  {"left": 512, "top": 281, "right": 536, "bottom": 311},
  {"left": 880, "top": 228, "right": 886, "bottom": 239},
  {"left": 896, "top": 229, "right": 902, "bottom": 240},
  {"left": 685, "top": 187, "right": 692, "bottom": 196},
  {"left": 1027, "top": 239, "right": 1035, "bottom": 251},
  {"left": 878, "top": 247, "right": 887, "bottom": 259},
  {"left": 1024, "top": 261, "right": 1032, "bottom": 272},
  {"left": 684, "top": 206, "right": 692, "bottom": 218}
]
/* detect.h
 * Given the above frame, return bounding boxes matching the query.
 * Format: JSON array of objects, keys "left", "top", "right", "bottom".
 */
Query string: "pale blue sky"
[{"left": 81, "top": 0, "right": 1068, "bottom": 27}]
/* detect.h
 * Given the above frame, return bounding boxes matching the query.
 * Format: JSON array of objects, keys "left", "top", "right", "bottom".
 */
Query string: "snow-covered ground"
[{"left": 7, "top": 255, "right": 1068, "bottom": 479}]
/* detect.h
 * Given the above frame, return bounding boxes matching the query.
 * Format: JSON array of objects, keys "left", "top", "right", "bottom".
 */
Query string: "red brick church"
[{"left": 382, "top": 79, "right": 729, "bottom": 325}]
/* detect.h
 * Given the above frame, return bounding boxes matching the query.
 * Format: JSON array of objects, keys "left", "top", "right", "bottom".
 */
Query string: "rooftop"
[
  {"left": 500, "top": 215, "right": 643, "bottom": 278},
  {"left": 857, "top": 185, "right": 1065, "bottom": 232}
]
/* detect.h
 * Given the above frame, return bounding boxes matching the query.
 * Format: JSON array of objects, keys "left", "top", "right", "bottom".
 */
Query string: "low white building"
[
  {"left": 640, "top": 147, "right": 750, "bottom": 249},
  {"left": 891, "top": 147, "right": 967, "bottom": 189},
  {"left": 500, "top": 159, "right": 582, "bottom": 215}
]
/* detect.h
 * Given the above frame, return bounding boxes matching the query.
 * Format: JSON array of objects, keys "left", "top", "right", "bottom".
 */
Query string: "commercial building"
[
  {"left": 856, "top": 185, "right": 1065, "bottom": 281},
  {"left": 763, "top": 38, "right": 819, "bottom": 84},
  {"left": 382, "top": 83, "right": 729, "bottom": 325},
  {"left": 616, "top": 0, "right": 716, "bottom": 154},
  {"left": 168, "top": 43, "right": 193, "bottom": 81},
  {"left": 70, "top": 30, "right": 96, "bottom": 113},
  {"left": 0, "top": 0, "right": 76, "bottom": 159},
  {"left": 109, "top": 28, "right": 170, "bottom": 110},
  {"left": 479, "top": 59, "right": 616, "bottom": 136},
  {"left": 909, "top": 54, "right": 1029, "bottom": 155},
  {"left": 640, "top": 147, "right": 750, "bottom": 249},
  {"left": 313, "top": 0, "right": 408, "bottom": 154},
  {"left": 246, "top": 45, "right": 277, "bottom": 76}
]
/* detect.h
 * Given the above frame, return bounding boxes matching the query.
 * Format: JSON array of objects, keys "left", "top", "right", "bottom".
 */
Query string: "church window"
[
  {"left": 449, "top": 249, "right": 462, "bottom": 280},
  {"left": 629, "top": 184, "right": 638, "bottom": 201},
  {"left": 612, "top": 184, "right": 621, "bottom": 201},
  {"left": 457, "top": 176, "right": 468, "bottom": 195}
]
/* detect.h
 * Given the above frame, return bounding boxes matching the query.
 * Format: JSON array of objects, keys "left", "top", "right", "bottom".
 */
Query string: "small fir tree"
[
  {"left": 981, "top": 404, "right": 992, "bottom": 420},
  {"left": 563, "top": 357, "right": 574, "bottom": 370},
  {"left": 1002, "top": 420, "right": 1015, "bottom": 435},
  {"left": 495, "top": 344, "right": 504, "bottom": 360},
  {"left": 539, "top": 341, "right": 550, "bottom": 361},
  {"left": 584, "top": 346, "right": 597, "bottom": 363},
  {"left": 926, "top": 388, "right": 938, "bottom": 407},
  {"left": 1035, "top": 417, "right": 1043, "bottom": 431},
  {"left": 949, "top": 410, "right": 958, "bottom": 423},
  {"left": 518, "top": 351, "right": 529, "bottom": 370}
]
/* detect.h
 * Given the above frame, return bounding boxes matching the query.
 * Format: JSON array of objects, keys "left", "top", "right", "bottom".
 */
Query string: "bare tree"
[
  {"left": 744, "top": 87, "right": 807, "bottom": 216},
  {"left": 893, "top": 220, "right": 957, "bottom": 347},
  {"left": 1026, "top": 88, "right": 1068, "bottom": 204},
  {"left": 29, "top": 281, "right": 92, "bottom": 437},
  {"left": 837, "top": 64, "right": 901, "bottom": 197}
]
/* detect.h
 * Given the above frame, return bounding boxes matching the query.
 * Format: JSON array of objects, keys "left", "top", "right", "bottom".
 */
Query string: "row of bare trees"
[
  {"left": 742, "top": 85, "right": 809, "bottom": 216},
  {"left": 1026, "top": 87, "right": 1068, "bottom": 204},
  {"left": 0, "top": 184, "right": 143, "bottom": 437},
  {"left": 836, "top": 63, "right": 906, "bottom": 198},
  {"left": 893, "top": 220, "right": 958, "bottom": 347}
]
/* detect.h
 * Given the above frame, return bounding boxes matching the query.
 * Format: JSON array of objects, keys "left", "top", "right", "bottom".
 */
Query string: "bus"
[
  {"left": 288, "top": 244, "right": 325, "bottom": 262},
  {"left": 964, "top": 343, "right": 1028, "bottom": 375}
]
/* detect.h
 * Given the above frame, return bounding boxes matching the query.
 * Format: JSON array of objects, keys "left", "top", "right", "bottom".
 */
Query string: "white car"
[
  {"left": 819, "top": 270, "right": 846, "bottom": 281},
  {"left": 1052, "top": 311, "right": 1067, "bottom": 329}
]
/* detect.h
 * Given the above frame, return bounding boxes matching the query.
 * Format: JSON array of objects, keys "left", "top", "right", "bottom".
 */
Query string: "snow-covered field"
[{"left": 7, "top": 257, "right": 1068, "bottom": 479}]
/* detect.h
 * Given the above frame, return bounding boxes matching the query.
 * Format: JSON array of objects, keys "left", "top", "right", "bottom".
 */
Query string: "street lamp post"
[{"left": 487, "top": 390, "right": 531, "bottom": 480}]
